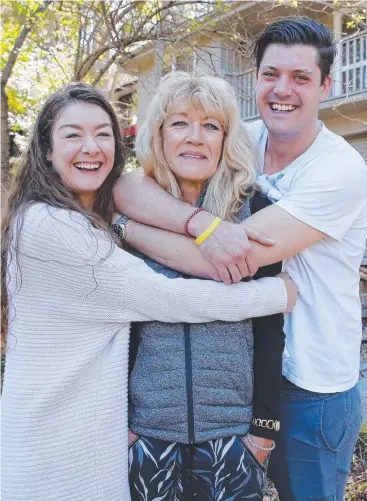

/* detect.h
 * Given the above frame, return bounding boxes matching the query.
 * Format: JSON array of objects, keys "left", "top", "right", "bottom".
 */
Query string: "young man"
[{"left": 114, "top": 17, "right": 367, "bottom": 501}]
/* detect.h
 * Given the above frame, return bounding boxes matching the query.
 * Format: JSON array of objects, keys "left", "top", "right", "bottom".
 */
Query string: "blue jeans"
[{"left": 268, "top": 378, "right": 362, "bottom": 501}]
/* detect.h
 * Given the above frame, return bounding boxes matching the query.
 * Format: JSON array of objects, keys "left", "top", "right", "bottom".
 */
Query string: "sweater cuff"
[
  {"left": 264, "top": 276, "right": 288, "bottom": 314},
  {"left": 248, "top": 422, "right": 280, "bottom": 441}
]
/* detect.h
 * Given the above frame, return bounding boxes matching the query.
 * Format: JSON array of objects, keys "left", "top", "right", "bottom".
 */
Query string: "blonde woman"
[{"left": 113, "top": 72, "right": 286, "bottom": 500}]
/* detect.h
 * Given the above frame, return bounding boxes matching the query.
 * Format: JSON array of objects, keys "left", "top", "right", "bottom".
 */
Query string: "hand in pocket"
[
  {"left": 241, "top": 435, "right": 273, "bottom": 467},
  {"left": 128, "top": 430, "right": 140, "bottom": 448}
]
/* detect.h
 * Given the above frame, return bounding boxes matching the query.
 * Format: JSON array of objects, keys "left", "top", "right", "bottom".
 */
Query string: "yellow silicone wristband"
[{"left": 195, "top": 217, "right": 222, "bottom": 246}]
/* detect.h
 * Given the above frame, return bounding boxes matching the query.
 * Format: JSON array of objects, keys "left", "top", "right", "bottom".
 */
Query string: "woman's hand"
[
  {"left": 278, "top": 271, "right": 298, "bottom": 313},
  {"left": 128, "top": 430, "right": 140, "bottom": 448},
  {"left": 242, "top": 434, "right": 274, "bottom": 465}
]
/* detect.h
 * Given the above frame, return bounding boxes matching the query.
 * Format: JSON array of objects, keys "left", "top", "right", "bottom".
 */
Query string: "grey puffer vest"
[{"left": 129, "top": 199, "right": 254, "bottom": 444}]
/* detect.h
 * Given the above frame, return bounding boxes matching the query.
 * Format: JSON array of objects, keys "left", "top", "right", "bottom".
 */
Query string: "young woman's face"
[{"left": 48, "top": 102, "right": 115, "bottom": 208}]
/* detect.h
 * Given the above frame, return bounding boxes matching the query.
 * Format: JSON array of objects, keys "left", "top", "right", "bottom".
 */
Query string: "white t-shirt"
[{"left": 247, "top": 120, "right": 367, "bottom": 393}]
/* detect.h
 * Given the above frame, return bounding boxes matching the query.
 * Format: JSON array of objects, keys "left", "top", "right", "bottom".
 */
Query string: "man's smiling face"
[{"left": 256, "top": 43, "right": 331, "bottom": 140}]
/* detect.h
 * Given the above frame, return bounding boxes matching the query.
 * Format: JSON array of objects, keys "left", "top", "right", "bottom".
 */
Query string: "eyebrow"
[
  {"left": 169, "top": 112, "right": 220, "bottom": 121},
  {"left": 263, "top": 65, "right": 313, "bottom": 74},
  {"left": 58, "top": 123, "right": 112, "bottom": 130}
]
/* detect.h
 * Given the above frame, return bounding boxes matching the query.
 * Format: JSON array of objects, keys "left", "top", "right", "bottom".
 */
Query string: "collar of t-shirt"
[{"left": 255, "top": 120, "right": 325, "bottom": 203}]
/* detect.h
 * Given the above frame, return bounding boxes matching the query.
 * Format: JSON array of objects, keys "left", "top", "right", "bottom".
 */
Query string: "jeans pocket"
[
  {"left": 320, "top": 387, "right": 361, "bottom": 452},
  {"left": 238, "top": 436, "right": 267, "bottom": 472}
]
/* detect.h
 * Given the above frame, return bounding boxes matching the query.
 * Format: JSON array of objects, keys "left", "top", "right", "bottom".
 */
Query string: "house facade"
[
  {"left": 121, "top": 1, "right": 367, "bottom": 162},
  {"left": 120, "top": 1, "right": 367, "bottom": 274}
]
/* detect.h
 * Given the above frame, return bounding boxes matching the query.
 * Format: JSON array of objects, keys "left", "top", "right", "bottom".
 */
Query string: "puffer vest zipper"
[{"left": 184, "top": 323, "right": 195, "bottom": 443}]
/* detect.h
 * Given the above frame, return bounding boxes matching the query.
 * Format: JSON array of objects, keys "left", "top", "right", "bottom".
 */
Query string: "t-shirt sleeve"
[{"left": 276, "top": 148, "right": 367, "bottom": 241}]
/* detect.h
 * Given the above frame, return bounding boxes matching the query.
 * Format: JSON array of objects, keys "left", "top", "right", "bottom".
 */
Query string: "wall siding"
[{"left": 346, "top": 134, "right": 367, "bottom": 163}]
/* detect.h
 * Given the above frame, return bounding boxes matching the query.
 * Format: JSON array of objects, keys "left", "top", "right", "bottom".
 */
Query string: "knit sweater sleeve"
[{"left": 20, "top": 204, "right": 288, "bottom": 324}]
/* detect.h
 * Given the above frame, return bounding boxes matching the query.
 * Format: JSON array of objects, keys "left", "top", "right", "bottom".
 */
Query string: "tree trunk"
[
  {"left": 153, "top": 0, "right": 170, "bottom": 87},
  {"left": 1, "top": 0, "right": 51, "bottom": 196},
  {"left": 1, "top": 84, "right": 10, "bottom": 190}
]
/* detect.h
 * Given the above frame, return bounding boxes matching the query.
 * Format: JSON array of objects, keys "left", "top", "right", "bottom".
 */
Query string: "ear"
[
  {"left": 320, "top": 75, "right": 332, "bottom": 102},
  {"left": 46, "top": 151, "right": 52, "bottom": 162}
]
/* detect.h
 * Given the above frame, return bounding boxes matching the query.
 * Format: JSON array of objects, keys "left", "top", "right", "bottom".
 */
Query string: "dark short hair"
[{"left": 252, "top": 16, "right": 337, "bottom": 84}]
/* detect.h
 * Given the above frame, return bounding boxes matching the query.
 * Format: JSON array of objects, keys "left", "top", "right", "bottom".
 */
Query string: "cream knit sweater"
[{"left": 2, "top": 203, "right": 288, "bottom": 501}]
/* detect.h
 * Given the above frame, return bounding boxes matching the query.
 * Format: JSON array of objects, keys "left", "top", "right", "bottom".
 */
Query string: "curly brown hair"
[{"left": 1, "top": 83, "right": 125, "bottom": 352}]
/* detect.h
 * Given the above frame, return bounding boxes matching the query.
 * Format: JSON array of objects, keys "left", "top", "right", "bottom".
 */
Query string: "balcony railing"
[
  {"left": 237, "top": 69, "right": 259, "bottom": 120},
  {"left": 331, "top": 29, "right": 367, "bottom": 97},
  {"left": 222, "top": 30, "right": 367, "bottom": 121}
]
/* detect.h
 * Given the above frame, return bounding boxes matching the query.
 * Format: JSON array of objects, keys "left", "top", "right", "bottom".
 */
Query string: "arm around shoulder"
[
  {"left": 122, "top": 257, "right": 290, "bottom": 323},
  {"left": 21, "top": 204, "right": 292, "bottom": 326},
  {"left": 227, "top": 148, "right": 367, "bottom": 268},
  {"left": 114, "top": 169, "right": 194, "bottom": 232}
]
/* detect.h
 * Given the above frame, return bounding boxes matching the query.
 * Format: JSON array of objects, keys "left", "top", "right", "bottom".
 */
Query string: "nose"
[
  {"left": 273, "top": 75, "right": 292, "bottom": 98},
  {"left": 186, "top": 123, "right": 203, "bottom": 144},
  {"left": 81, "top": 135, "right": 100, "bottom": 155}
]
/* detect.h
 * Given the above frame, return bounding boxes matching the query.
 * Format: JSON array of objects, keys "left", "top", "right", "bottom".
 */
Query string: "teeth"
[
  {"left": 271, "top": 103, "right": 296, "bottom": 112},
  {"left": 74, "top": 163, "right": 100, "bottom": 170},
  {"left": 182, "top": 154, "right": 205, "bottom": 159}
]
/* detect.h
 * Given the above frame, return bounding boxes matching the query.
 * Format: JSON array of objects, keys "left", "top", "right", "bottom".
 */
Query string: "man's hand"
[
  {"left": 278, "top": 272, "right": 298, "bottom": 313},
  {"left": 242, "top": 434, "right": 274, "bottom": 466},
  {"left": 188, "top": 213, "right": 275, "bottom": 285},
  {"left": 114, "top": 172, "right": 326, "bottom": 279}
]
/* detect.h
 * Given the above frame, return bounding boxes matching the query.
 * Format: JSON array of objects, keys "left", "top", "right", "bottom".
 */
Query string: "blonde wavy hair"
[{"left": 135, "top": 72, "right": 257, "bottom": 221}]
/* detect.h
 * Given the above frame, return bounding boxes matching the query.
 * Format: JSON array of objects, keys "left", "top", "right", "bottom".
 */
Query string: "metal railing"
[
  {"left": 331, "top": 29, "right": 367, "bottom": 98},
  {"left": 221, "top": 30, "right": 367, "bottom": 121},
  {"left": 230, "top": 69, "right": 259, "bottom": 120},
  {"left": 219, "top": 46, "right": 259, "bottom": 120}
]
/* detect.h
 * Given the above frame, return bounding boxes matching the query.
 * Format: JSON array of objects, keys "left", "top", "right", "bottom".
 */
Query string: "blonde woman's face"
[{"left": 162, "top": 105, "right": 224, "bottom": 186}]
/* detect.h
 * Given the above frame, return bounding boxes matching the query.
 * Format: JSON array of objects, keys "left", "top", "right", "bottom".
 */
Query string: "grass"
[{"left": 344, "top": 424, "right": 367, "bottom": 501}]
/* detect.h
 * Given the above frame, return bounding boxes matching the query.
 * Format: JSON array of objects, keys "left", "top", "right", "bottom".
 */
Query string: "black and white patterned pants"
[{"left": 128, "top": 435, "right": 267, "bottom": 501}]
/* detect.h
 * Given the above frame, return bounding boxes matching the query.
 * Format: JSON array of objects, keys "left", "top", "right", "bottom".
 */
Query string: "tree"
[
  {"left": 1, "top": 0, "right": 52, "bottom": 185},
  {"left": 1, "top": 0, "right": 222, "bottom": 186},
  {"left": 3, "top": 0, "right": 364, "bottom": 188}
]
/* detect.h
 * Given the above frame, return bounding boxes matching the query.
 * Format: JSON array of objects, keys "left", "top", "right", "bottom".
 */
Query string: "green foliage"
[
  {"left": 1, "top": 1, "right": 82, "bottom": 151},
  {"left": 1, "top": 0, "right": 221, "bottom": 155},
  {"left": 346, "top": 13, "right": 366, "bottom": 29},
  {"left": 355, "top": 424, "right": 367, "bottom": 462},
  {"left": 344, "top": 424, "right": 367, "bottom": 501},
  {"left": 134, "top": 1, "right": 155, "bottom": 16},
  {"left": 6, "top": 87, "right": 28, "bottom": 115}
]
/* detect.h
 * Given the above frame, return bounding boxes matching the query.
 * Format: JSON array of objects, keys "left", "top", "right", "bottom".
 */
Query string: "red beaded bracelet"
[{"left": 184, "top": 208, "right": 204, "bottom": 236}]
